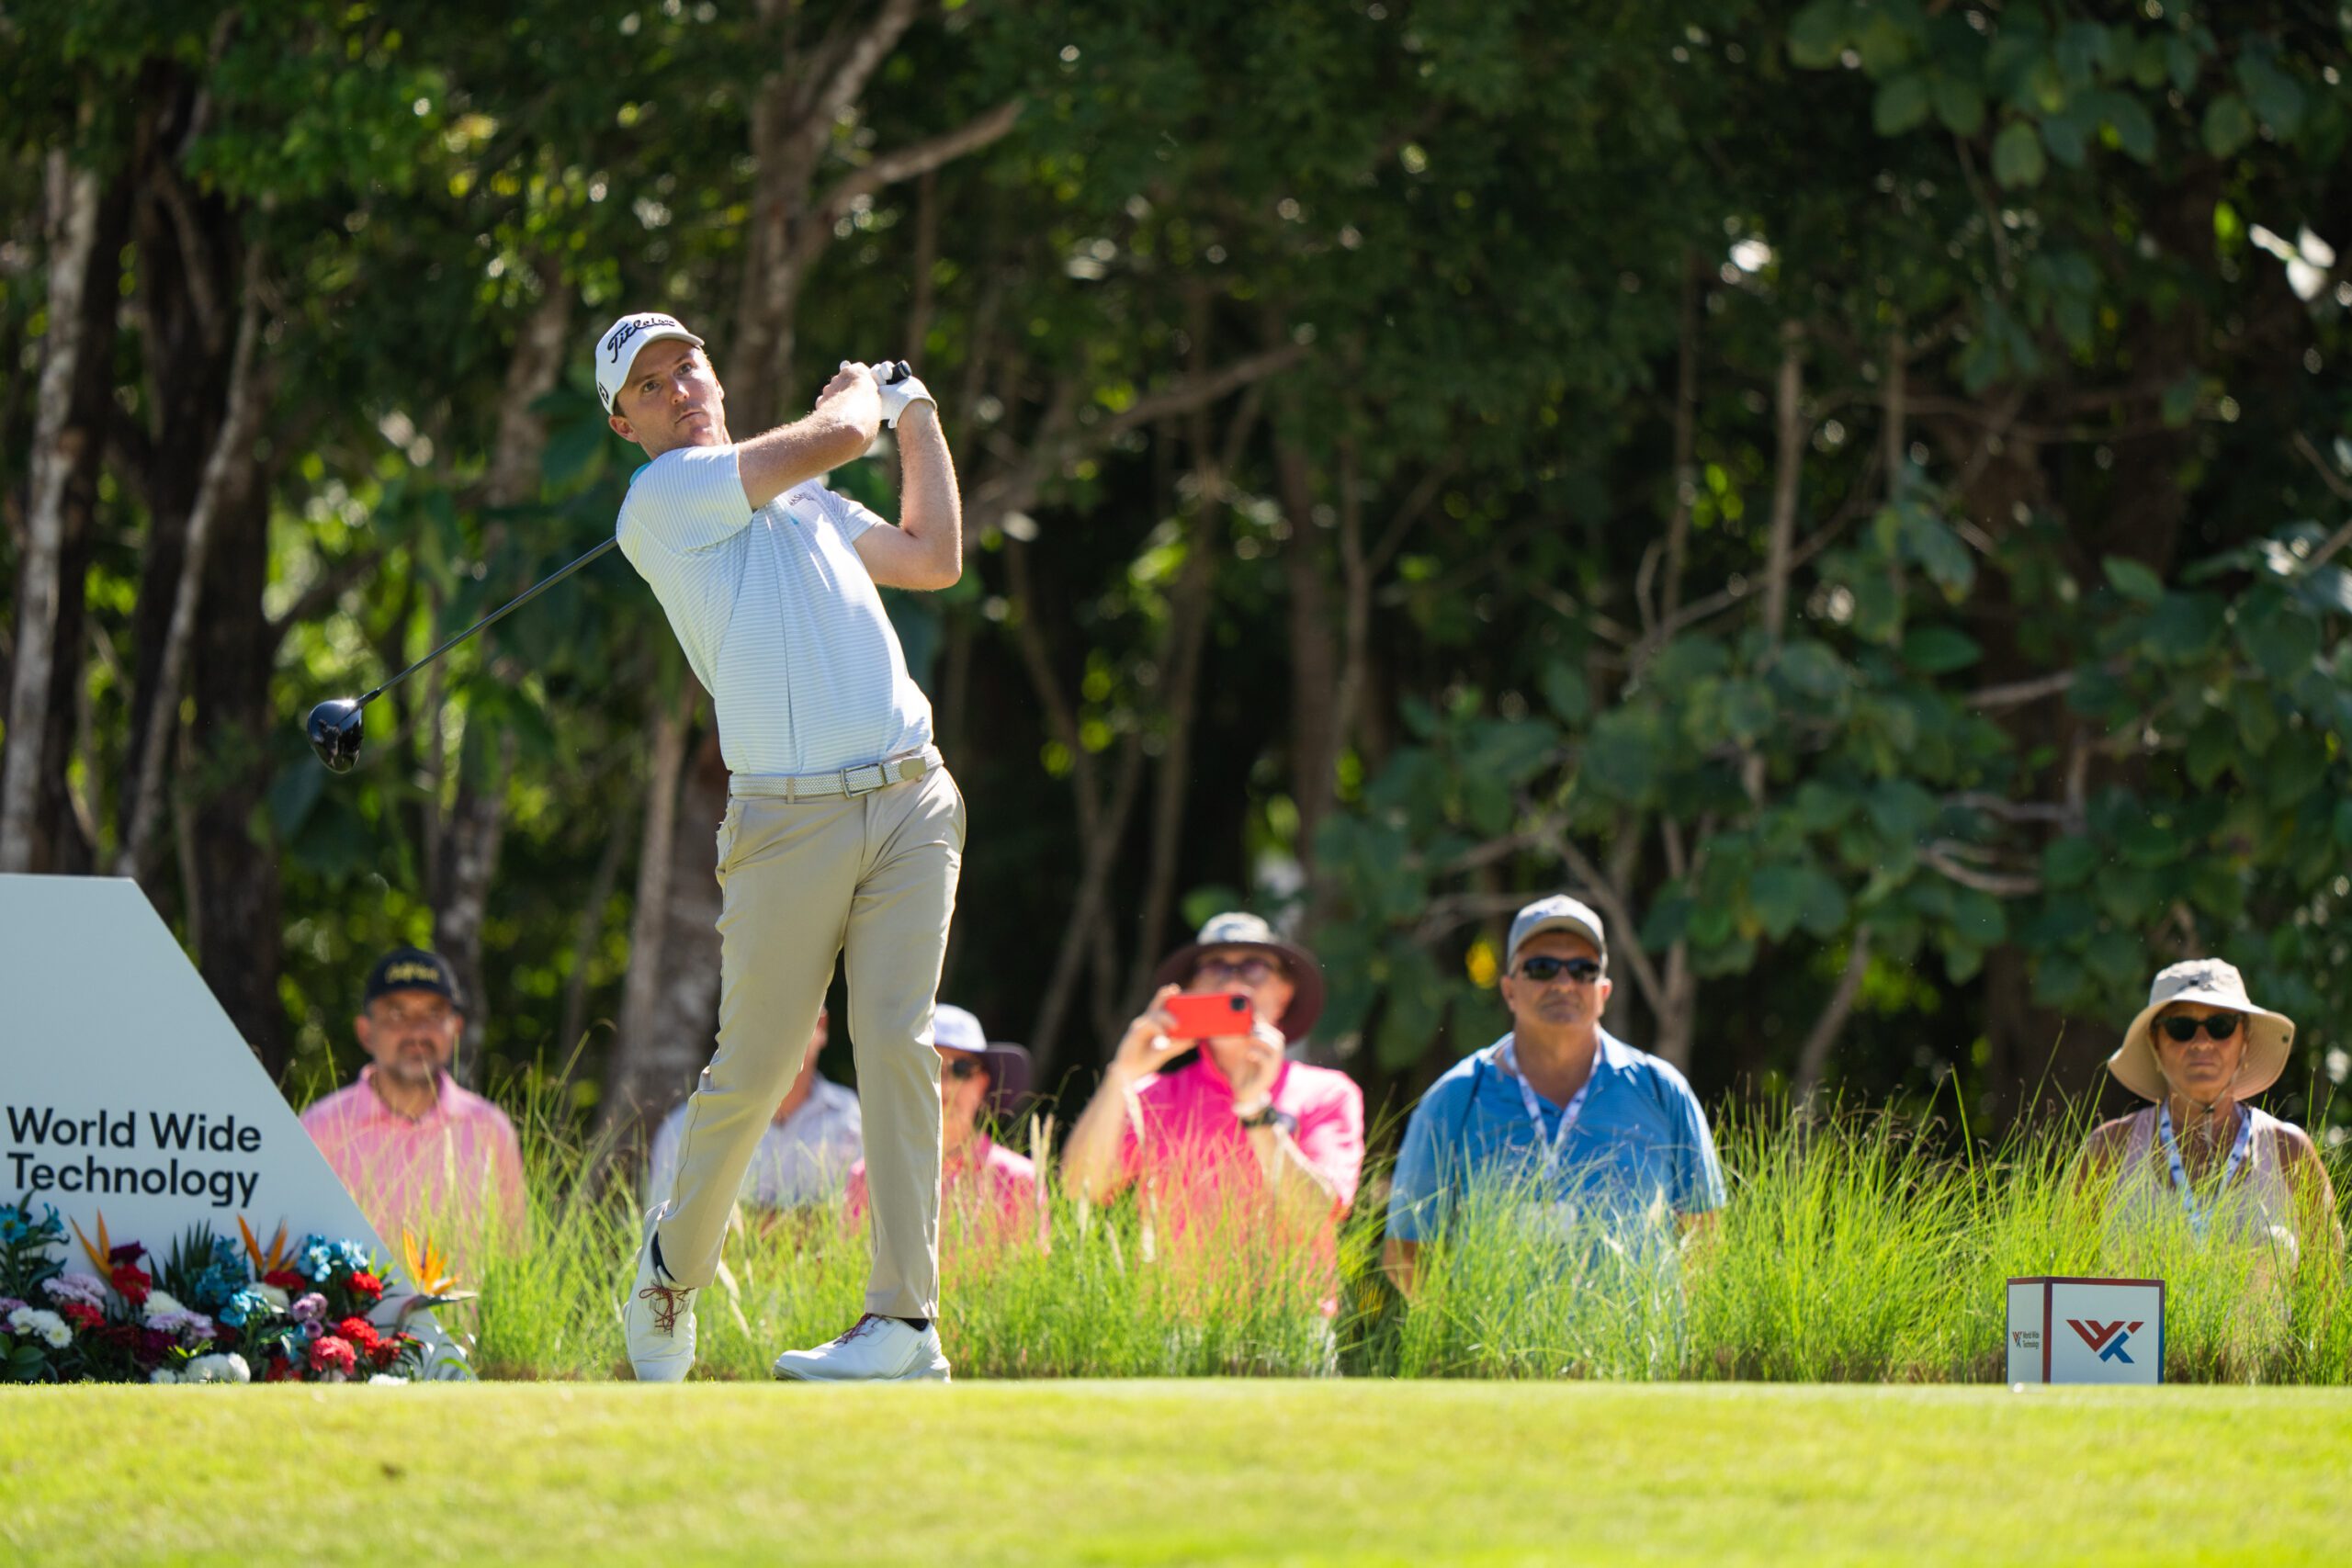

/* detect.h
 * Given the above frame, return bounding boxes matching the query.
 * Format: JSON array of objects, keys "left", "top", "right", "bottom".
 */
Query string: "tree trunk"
[
  {"left": 1277, "top": 437, "right": 1342, "bottom": 869},
  {"left": 433, "top": 276, "right": 572, "bottom": 1082},
  {"left": 0, "top": 155, "right": 116, "bottom": 874},
  {"left": 189, "top": 463, "right": 283, "bottom": 1073},
  {"left": 117, "top": 246, "right": 270, "bottom": 879},
  {"left": 603, "top": 688, "right": 733, "bottom": 1153}
]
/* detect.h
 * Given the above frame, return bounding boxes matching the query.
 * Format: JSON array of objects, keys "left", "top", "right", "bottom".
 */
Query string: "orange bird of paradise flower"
[
  {"left": 71, "top": 1211, "right": 116, "bottom": 1274},
  {"left": 238, "top": 1215, "right": 297, "bottom": 1278},
  {"left": 401, "top": 1227, "right": 459, "bottom": 1297}
]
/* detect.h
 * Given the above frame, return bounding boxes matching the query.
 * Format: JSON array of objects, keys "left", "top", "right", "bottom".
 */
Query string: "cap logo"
[
  {"left": 605, "top": 313, "right": 676, "bottom": 366},
  {"left": 381, "top": 961, "right": 444, "bottom": 986}
]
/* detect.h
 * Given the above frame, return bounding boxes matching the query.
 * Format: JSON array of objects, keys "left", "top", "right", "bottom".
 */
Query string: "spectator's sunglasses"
[
  {"left": 2159, "top": 1012, "right": 2240, "bottom": 1043},
  {"left": 1516, "top": 955, "right": 1604, "bottom": 985},
  {"left": 941, "top": 1054, "right": 986, "bottom": 1080},
  {"left": 1195, "top": 953, "right": 1283, "bottom": 985}
]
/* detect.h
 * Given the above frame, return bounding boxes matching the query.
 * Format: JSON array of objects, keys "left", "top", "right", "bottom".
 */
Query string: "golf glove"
[{"left": 871, "top": 363, "right": 936, "bottom": 429}]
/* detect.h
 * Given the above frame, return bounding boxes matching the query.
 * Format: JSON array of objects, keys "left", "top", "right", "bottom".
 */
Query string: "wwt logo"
[{"left": 2067, "top": 1318, "right": 2144, "bottom": 1363}]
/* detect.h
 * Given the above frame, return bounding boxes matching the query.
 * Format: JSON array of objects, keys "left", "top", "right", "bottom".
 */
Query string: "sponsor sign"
[
  {"left": 2005, "top": 1275, "right": 2165, "bottom": 1385},
  {"left": 0, "top": 875, "right": 405, "bottom": 1310}
]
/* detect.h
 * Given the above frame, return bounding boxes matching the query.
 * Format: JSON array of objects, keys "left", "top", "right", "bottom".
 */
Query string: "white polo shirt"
[{"left": 617, "top": 445, "right": 933, "bottom": 775}]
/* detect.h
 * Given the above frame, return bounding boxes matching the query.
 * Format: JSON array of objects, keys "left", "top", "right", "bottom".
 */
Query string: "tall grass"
[{"left": 425, "top": 1078, "right": 2351, "bottom": 1382}]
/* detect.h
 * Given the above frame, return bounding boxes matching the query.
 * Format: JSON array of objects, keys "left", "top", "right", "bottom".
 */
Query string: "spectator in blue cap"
[{"left": 1383, "top": 895, "right": 1726, "bottom": 1296}]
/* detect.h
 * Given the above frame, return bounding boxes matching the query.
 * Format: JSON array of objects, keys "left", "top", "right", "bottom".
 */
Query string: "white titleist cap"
[{"left": 593, "top": 311, "right": 705, "bottom": 412}]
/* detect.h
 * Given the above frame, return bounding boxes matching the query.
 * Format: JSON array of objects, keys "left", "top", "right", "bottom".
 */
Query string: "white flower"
[
  {"left": 367, "top": 1373, "right": 409, "bottom": 1385},
  {"left": 141, "top": 1291, "right": 189, "bottom": 1324},
  {"left": 7, "top": 1306, "right": 72, "bottom": 1348},
  {"left": 185, "top": 1352, "right": 252, "bottom": 1384},
  {"left": 150, "top": 1368, "right": 182, "bottom": 1384},
  {"left": 249, "top": 1283, "right": 290, "bottom": 1312}
]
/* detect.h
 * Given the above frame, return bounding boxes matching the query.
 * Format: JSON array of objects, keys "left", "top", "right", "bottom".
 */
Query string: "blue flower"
[{"left": 0, "top": 1217, "right": 24, "bottom": 1245}]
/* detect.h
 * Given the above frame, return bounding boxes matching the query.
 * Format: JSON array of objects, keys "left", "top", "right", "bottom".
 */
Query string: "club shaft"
[{"left": 359, "top": 536, "right": 619, "bottom": 705}]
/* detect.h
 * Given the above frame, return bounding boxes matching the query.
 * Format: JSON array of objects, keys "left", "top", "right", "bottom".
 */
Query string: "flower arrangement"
[{"left": 0, "top": 1197, "right": 428, "bottom": 1384}]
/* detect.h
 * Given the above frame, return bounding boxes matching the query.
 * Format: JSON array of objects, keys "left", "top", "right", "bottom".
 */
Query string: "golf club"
[
  {"left": 305, "top": 536, "right": 619, "bottom": 773},
  {"left": 305, "top": 361, "right": 915, "bottom": 773}
]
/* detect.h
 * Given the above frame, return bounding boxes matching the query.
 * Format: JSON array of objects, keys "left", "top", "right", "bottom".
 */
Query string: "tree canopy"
[{"left": 5, "top": 0, "right": 2350, "bottom": 1147}]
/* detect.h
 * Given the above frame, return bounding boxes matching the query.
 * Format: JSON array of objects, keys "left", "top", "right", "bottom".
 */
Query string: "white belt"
[{"left": 729, "top": 746, "right": 942, "bottom": 802}]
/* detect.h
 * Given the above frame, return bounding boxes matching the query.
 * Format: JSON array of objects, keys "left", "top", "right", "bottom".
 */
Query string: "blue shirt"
[{"left": 1386, "top": 1030, "right": 1726, "bottom": 1243}]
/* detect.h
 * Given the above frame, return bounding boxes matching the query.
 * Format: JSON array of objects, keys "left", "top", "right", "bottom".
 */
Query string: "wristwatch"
[{"left": 1235, "top": 1101, "right": 1298, "bottom": 1136}]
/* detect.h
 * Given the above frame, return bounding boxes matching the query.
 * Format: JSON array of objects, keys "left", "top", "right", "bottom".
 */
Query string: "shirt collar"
[
  {"left": 1488, "top": 1028, "right": 1630, "bottom": 1080},
  {"left": 358, "top": 1065, "right": 452, "bottom": 1125}
]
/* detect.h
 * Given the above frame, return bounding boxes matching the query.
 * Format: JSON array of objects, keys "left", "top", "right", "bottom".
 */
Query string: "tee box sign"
[
  {"left": 2006, "top": 1276, "right": 2165, "bottom": 1385},
  {"left": 0, "top": 874, "right": 401, "bottom": 1305}
]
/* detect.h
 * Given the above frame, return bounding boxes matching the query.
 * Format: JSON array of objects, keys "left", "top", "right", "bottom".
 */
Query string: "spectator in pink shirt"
[
  {"left": 1062, "top": 913, "right": 1364, "bottom": 1308},
  {"left": 847, "top": 1005, "right": 1035, "bottom": 1245},
  {"left": 298, "top": 947, "right": 526, "bottom": 1269}
]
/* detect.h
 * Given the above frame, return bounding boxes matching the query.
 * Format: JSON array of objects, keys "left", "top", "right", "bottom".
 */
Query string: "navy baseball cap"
[{"left": 364, "top": 946, "right": 462, "bottom": 1010}]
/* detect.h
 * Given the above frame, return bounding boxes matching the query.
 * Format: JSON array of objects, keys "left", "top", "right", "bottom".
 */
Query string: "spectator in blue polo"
[{"left": 1383, "top": 895, "right": 1726, "bottom": 1295}]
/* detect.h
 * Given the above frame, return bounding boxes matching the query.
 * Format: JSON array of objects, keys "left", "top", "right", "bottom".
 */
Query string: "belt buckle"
[{"left": 842, "top": 762, "right": 888, "bottom": 796}]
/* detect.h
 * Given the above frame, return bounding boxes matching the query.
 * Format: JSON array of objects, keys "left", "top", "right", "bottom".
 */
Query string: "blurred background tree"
[{"left": 5, "top": 0, "right": 2350, "bottom": 1156}]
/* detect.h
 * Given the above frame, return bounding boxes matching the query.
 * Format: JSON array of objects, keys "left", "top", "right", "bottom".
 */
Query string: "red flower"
[
  {"left": 263, "top": 1354, "right": 302, "bottom": 1383},
  {"left": 348, "top": 1271, "right": 384, "bottom": 1301},
  {"left": 107, "top": 1243, "right": 143, "bottom": 1266},
  {"left": 60, "top": 1302, "right": 103, "bottom": 1331},
  {"left": 369, "top": 1335, "right": 406, "bottom": 1369},
  {"left": 335, "top": 1316, "right": 382, "bottom": 1351},
  {"left": 136, "top": 1327, "right": 174, "bottom": 1364},
  {"left": 308, "top": 1335, "right": 357, "bottom": 1378},
  {"left": 109, "top": 1263, "right": 152, "bottom": 1305},
  {"left": 263, "top": 1269, "right": 305, "bottom": 1292}
]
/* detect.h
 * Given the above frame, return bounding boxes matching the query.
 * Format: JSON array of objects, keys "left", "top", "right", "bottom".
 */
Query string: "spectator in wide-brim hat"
[
  {"left": 2079, "top": 958, "right": 2342, "bottom": 1261},
  {"left": 1059, "top": 912, "right": 1364, "bottom": 1301},
  {"left": 847, "top": 1005, "right": 1035, "bottom": 1235}
]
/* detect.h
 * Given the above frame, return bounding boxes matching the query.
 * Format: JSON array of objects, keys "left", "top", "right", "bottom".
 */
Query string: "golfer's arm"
[
  {"left": 1063, "top": 1071, "right": 1142, "bottom": 1204},
  {"left": 853, "top": 404, "right": 963, "bottom": 592},
  {"left": 1383, "top": 1235, "right": 1419, "bottom": 1297},
  {"left": 736, "top": 393, "right": 881, "bottom": 511}
]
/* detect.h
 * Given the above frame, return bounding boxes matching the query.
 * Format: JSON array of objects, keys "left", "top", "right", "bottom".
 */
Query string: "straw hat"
[{"left": 2105, "top": 958, "right": 2296, "bottom": 1102}]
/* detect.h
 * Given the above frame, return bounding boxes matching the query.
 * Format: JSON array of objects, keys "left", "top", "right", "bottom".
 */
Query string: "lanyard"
[
  {"left": 1498, "top": 1036, "right": 1597, "bottom": 1181},
  {"left": 2156, "top": 1102, "right": 2253, "bottom": 1237}
]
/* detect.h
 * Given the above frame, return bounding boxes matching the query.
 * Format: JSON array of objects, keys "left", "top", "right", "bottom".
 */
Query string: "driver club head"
[{"left": 305, "top": 697, "right": 365, "bottom": 773}]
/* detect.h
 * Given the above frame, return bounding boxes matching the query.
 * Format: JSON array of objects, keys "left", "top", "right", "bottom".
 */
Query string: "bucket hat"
[
  {"left": 1151, "top": 911, "right": 1324, "bottom": 1042},
  {"left": 2106, "top": 958, "right": 2295, "bottom": 1102}
]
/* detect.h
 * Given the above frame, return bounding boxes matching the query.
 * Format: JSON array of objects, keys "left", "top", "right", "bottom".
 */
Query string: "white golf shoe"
[
  {"left": 773, "top": 1314, "right": 952, "bottom": 1383},
  {"left": 622, "top": 1213, "right": 696, "bottom": 1382}
]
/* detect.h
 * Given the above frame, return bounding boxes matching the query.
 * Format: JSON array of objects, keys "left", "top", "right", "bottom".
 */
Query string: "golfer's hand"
[
  {"left": 1110, "top": 986, "right": 1186, "bottom": 1081},
  {"left": 871, "top": 365, "right": 936, "bottom": 429},
  {"left": 818, "top": 362, "right": 883, "bottom": 438},
  {"left": 1223, "top": 1018, "right": 1286, "bottom": 1108}
]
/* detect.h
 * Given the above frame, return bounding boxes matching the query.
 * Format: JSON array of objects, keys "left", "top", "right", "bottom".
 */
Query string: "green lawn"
[{"left": 5, "top": 1382, "right": 2348, "bottom": 1565}]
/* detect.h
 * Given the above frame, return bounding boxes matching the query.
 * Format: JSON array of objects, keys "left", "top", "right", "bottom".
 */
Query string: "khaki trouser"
[{"left": 653, "top": 762, "right": 964, "bottom": 1319}]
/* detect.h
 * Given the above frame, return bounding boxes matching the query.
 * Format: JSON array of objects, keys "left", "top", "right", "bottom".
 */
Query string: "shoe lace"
[
  {"left": 829, "top": 1314, "right": 885, "bottom": 1348},
  {"left": 638, "top": 1282, "right": 692, "bottom": 1334}
]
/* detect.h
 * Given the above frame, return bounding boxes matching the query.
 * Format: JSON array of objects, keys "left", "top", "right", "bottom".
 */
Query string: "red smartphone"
[{"left": 1164, "top": 991, "right": 1253, "bottom": 1040}]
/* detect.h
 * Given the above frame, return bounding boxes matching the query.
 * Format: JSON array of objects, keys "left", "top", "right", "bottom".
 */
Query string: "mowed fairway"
[{"left": 6, "top": 1382, "right": 2351, "bottom": 1565}]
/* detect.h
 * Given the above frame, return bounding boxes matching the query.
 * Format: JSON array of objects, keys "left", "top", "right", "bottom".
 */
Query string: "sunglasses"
[
  {"left": 1515, "top": 955, "right": 1604, "bottom": 985},
  {"left": 1195, "top": 954, "right": 1283, "bottom": 985},
  {"left": 2159, "top": 1013, "right": 2240, "bottom": 1044},
  {"left": 940, "top": 1055, "right": 988, "bottom": 1081}
]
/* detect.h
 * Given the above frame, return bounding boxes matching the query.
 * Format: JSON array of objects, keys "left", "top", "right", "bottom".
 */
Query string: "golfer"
[{"left": 599, "top": 310, "right": 965, "bottom": 1383}]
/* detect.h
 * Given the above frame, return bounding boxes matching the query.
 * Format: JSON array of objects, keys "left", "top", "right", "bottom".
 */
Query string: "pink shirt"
[
  {"left": 846, "top": 1136, "right": 1037, "bottom": 1243},
  {"left": 299, "top": 1068, "right": 526, "bottom": 1264},
  {"left": 1117, "top": 1055, "right": 1365, "bottom": 1213},
  {"left": 1116, "top": 1055, "right": 1365, "bottom": 1313}
]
